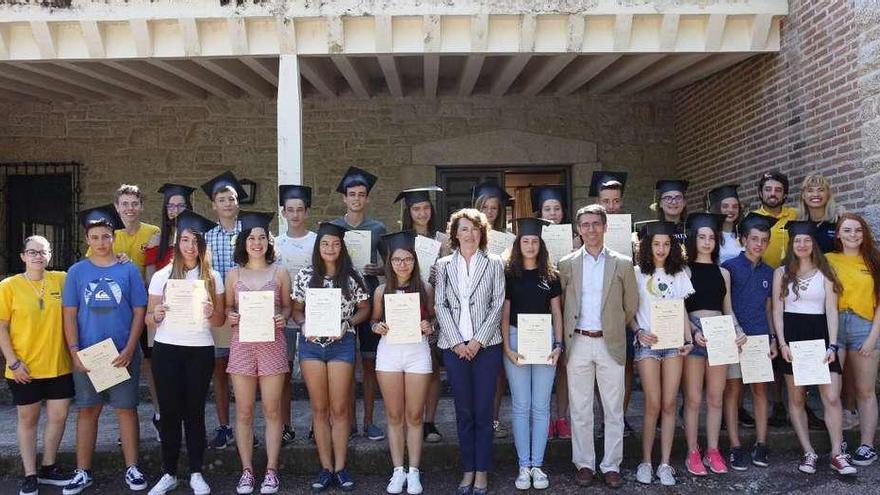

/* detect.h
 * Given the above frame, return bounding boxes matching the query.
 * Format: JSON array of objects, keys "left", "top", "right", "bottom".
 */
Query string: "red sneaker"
[
  {"left": 703, "top": 448, "right": 729, "bottom": 474},
  {"left": 686, "top": 449, "right": 708, "bottom": 476},
  {"left": 556, "top": 417, "right": 572, "bottom": 439}
]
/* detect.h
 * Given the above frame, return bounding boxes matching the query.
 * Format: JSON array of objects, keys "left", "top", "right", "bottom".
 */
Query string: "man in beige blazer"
[{"left": 558, "top": 204, "right": 638, "bottom": 488}]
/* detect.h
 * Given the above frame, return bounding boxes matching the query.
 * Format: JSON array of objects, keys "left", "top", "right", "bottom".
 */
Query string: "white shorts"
[{"left": 375, "top": 337, "right": 432, "bottom": 374}]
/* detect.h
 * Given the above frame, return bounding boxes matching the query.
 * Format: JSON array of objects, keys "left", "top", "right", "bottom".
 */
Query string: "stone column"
[
  {"left": 277, "top": 54, "right": 303, "bottom": 235},
  {"left": 857, "top": 0, "right": 880, "bottom": 228}
]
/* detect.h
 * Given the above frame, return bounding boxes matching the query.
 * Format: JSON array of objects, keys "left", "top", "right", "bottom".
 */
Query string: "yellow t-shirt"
[
  {"left": 827, "top": 253, "right": 876, "bottom": 321},
  {"left": 754, "top": 206, "right": 798, "bottom": 268},
  {"left": 86, "top": 222, "right": 159, "bottom": 280},
  {"left": 0, "top": 271, "right": 72, "bottom": 379}
]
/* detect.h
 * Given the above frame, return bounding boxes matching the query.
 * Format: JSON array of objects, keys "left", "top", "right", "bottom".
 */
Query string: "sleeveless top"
[
  {"left": 685, "top": 262, "right": 726, "bottom": 312},
  {"left": 784, "top": 270, "right": 826, "bottom": 315},
  {"left": 233, "top": 264, "right": 283, "bottom": 312}
]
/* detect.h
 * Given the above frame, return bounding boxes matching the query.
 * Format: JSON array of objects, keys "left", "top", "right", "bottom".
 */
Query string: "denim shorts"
[
  {"left": 687, "top": 315, "right": 708, "bottom": 359},
  {"left": 634, "top": 341, "right": 680, "bottom": 361},
  {"left": 839, "top": 310, "right": 878, "bottom": 351},
  {"left": 73, "top": 347, "right": 142, "bottom": 409},
  {"left": 299, "top": 331, "right": 356, "bottom": 364}
]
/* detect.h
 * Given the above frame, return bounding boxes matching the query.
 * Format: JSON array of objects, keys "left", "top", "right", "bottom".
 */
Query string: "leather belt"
[{"left": 575, "top": 329, "right": 603, "bottom": 338}]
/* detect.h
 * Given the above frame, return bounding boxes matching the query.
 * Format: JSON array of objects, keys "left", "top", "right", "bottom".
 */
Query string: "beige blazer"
[{"left": 557, "top": 246, "right": 639, "bottom": 365}]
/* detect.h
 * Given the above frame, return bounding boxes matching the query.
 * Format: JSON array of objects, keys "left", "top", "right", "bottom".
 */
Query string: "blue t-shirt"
[
  {"left": 721, "top": 252, "right": 774, "bottom": 336},
  {"left": 62, "top": 259, "right": 148, "bottom": 350}
]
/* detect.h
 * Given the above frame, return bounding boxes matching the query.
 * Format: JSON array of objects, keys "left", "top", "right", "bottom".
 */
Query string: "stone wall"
[
  {"left": 673, "top": 0, "right": 866, "bottom": 214},
  {"left": 857, "top": 0, "right": 880, "bottom": 226},
  {"left": 0, "top": 93, "right": 675, "bottom": 270}
]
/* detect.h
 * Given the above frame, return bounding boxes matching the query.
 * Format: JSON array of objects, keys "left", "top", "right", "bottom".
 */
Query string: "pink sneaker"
[
  {"left": 548, "top": 418, "right": 558, "bottom": 439},
  {"left": 556, "top": 418, "right": 572, "bottom": 439},
  {"left": 703, "top": 448, "right": 729, "bottom": 474},
  {"left": 686, "top": 449, "right": 708, "bottom": 476}
]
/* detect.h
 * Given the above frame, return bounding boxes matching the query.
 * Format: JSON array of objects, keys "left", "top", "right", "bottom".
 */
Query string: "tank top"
[
  {"left": 685, "top": 262, "right": 726, "bottom": 312},
  {"left": 233, "top": 264, "right": 282, "bottom": 312},
  {"left": 784, "top": 270, "right": 826, "bottom": 315}
]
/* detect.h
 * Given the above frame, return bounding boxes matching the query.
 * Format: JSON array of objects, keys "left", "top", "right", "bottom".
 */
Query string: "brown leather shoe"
[
  {"left": 603, "top": 470, "right": 624, "bottom": 489},
  {"left": 575, "top": 467, "right": 594, "bottom": 486}
]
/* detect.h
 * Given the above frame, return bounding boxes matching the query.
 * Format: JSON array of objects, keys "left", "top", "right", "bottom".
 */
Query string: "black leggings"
[{"left": 151, "top": 342, "right": 214, "bottom": 476}]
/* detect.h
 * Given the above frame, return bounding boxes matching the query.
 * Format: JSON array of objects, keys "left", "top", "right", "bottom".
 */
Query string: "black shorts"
[
  {"left": 357, "top": 321, "right": 380, "bottom": 356},
  {"left": 7, "top": 374, "right": 75, "bottom": 406},
  {"left": 781, "top": 312, "right": 842, "bottom": 376},
  {"left": 139, "top": 331, "right": 152, "bottom": 359}
]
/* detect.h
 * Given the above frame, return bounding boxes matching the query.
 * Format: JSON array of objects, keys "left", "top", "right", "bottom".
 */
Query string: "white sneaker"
[
  {"left": 386, "top": 467, "right": 407, "bottom": 494},
  {"left": 514, "top": 467, "right": 531, "bottom": 490},
  {"left": 125, "top": 465, "right": 148, "bottom": 491},
  {"left": 656, "top": 464, "right": 676, "bottom": 486},
  {"left": 148, "top": 474, "right": 178, "bottom": 495},
  {"left": 406, "top": 468, "right": 423, "bottom": 495},
  {"left": 530, "top": 467, "right": 549, "bottom": 490},
  {"left": 189, "top": 473, "right": 211, "bottom": 495},
  {"left": 636, "top": 463, "right": 652, "bottom": 484}
]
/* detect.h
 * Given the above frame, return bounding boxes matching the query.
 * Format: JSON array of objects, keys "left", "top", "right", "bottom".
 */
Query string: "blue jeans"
[{"left": 503, "top": 326, "right": 556, "bottom": 468}]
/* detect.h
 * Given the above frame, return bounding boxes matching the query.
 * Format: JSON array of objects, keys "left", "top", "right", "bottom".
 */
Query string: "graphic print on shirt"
[
  {"left": 84, "top": 277, "right": 122, "bottom": 309},
  {"left": 647, "top": 273, "right": 676, "bottom": 298}
]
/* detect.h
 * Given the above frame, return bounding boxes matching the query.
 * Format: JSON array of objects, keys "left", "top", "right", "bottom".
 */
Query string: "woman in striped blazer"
[{"left": 434, "top": 208, "right": 506, "bottom": 495}]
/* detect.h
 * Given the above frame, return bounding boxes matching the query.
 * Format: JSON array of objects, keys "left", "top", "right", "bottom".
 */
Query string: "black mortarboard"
[
  {"left": 239, "top": 211, "right": 274, "bottom": 232},
  {"left": 336, "top": 166, "right": 379, "bottom": 194},
  {"left": 175, "top": 210, "right": 216, "bottom": 236},
  {"left": 515, "top": 217, "right": 551, "bottom": 237},
  {"left": 707, "top": 184, "right": 739, "bottom": 207},
  {"left": 738, "top": 212, "right": 780, "bottom": 236},
  {"left": 381, "top": 231, "right": 417, "bottom": 254},
  {"left": 158, "top": 183, "right": 196, "bottom": 201},
  {"left": 394, "top": 186, "right": 443, "bottom": 207},
  {"left": 201, "top": 171, "right": 248, "bottom": 201},
  {"left": 589, "top": 171, "right": 628, "bottom": 197},
  {"left": 635, "top": 220, "right": 677, "bottom": 240},
  {"left": 317, "top": 221, "right": 349, "bottom": 239},
  {"left": 655, "top": 179, "right": 689, "bottom": 196},
  {"left": 530, "top": 185, "right": 566, "bottom": 211},
  {"left": 472, "top": 181, "right": 512, "bottom": 204},
  {"left": 79, "top": 204, "right": 123, "bottom": 230},
  {"left": 784, "top": 220, "right": 818, "bottom": 238},
  {"left": 686, "top": 213, "right": 726, "bottom": 234},
  {"left": 279, "top": 184, "right": 312, "bottom": 208}
]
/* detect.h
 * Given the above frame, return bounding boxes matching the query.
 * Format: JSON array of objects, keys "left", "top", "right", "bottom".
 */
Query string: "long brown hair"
[
  {"left": 309, "top": 232, "right": 365, "bottom": 299},
  {"left": 383, "top": 246, "right": 429, "bottom": 310},
  {"left": 169, "top": 228, "right": 216, "bottom": 296},
  {"left": 474, "top": 194, "right": 505, "bottom": 231},
  {"left": 834, "top": 213, "right": 880, "bottom": 301},
  {"left": 506, "top": 233, "right": 557, "bottom": 283},
  {"left": 779, "top": 233, "right": 842, "bottom": 300}
]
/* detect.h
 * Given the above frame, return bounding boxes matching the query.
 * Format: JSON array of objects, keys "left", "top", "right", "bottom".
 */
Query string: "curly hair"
[
  {"left": 637, "top": 233, "right": 687, "bottom": 276},
  {"left": 505, "top": 233, "right": 558, "bottom": 283},
  {"left": 447, "top": 208, "right": 490, "bottom": 252}
]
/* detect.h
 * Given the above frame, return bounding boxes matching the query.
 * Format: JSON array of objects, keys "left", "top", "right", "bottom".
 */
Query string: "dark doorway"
[{"left": 2, "top": 162, "right": 81, "bottom": 273}]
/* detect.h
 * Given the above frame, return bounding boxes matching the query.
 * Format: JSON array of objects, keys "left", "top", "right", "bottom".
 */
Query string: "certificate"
[
  {"left": 384, "top": 293, "right": 422, "bottom": 344},
  {"left": 700, "top": 315, "right": 739, "bottom": 366},
  {"left": 304, "top": 288, "right": 342, "bottom": 337},
  {"left": 516, "top": 314, "right": 553, "bottom": 365},
  {"left": 740, "top": 335, "right": 774, "bottom": 384},
  {"left": 487, "top": 230, "right": 516, "bottom": 257},
  {"left": 541, "top": 224, "right": 574, "bottom": 264},
  {"left": 605, "top": 214, "right": 633, "bottom": 258},
  {"left": 344, "top": 230, "right": 372, "bottom": 272},
  {"left": 164, "top": 279, "right": 207, "bottom": 333},
  {"left": 77, "top": 338, "right": 131, "bottom": 392},
  {"left": 649, "top": 299, "right": 685, "bottom": 350},
  {"left": 435, "top": 231, "right": 450, "bottom": 250},
  {"left": 238, "top": 291, "right": 275, "bottom": 342},
  {"left": 415, "top": 235, "right": 442, "bottom": 285},
  {"left": 790, "top": 339, "right": 831, "bottom": 386}
]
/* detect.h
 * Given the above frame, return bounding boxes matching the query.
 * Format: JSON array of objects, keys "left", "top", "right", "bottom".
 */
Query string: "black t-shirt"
[
  {"left": 815, "top": 221, "right": 837, "bottom": 254},
  {"left": 505, "top": 268, "right": 562, "bottom": 327}
]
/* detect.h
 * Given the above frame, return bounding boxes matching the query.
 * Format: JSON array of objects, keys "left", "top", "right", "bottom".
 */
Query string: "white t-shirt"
[
  {"left": 276, "top": 231, "right": 317, "bottom": 284},
  {"left": 634, "top": 266, "right": 695, "bottom": 332},
  {"left": 148, "top": 265, "right": 225, "bottom": 347},
  {"left": 719, "top": 231, "right": 743, "bottom": 265}
]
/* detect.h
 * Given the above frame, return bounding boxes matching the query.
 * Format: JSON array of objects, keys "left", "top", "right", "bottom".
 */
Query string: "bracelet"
[
  {"left": 685, "top": 341, "right": 693, "bottom": 345},
  {"left": 552, "top": 341, "right": 564, "bottom": 351},
  {"left": 829, "top": 343, "right": 839, "bottom": 352},
  {"left": 68, "top": 344, "right": 79, "bottom": 351},
  {"left": 9, "top": 360, "right": 22, "bottom": 371}
]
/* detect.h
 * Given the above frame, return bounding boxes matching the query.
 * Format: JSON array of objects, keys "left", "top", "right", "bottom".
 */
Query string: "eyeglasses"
[
  {"left": 661, "top": 195, "right": 684, "bottom": 204},
  {"left": 166, "top": 203, "right": 187, "bottom": 211},
  {"left": 390, "top": 257, "right": 415, "bottom": 265},
  {"left": 24, "top": 249, "right": 50, "bottom": 257}
]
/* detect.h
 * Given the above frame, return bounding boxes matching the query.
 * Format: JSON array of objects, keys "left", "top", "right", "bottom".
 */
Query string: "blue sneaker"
[
  {"left": 334, "top": 469, "right": 355, "bottom": 492},
  {"left": 62, "top": 469, "right": 93, "bottom": 495},
  {"left": 364, "top": 424, "right": 385, "bottom": 441},
  {"left": 209, "top": 426, "right": 233, "bottom": 449},
  {"left": 310, "top": 469, "right": 333, "bottom": 493},
  {"left": 125, "top": 465, "right": 147, "bottom": 491}
]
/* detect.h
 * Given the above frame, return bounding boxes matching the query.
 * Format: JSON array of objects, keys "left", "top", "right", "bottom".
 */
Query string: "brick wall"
[{"left": 673, "top": 0, "right": 865, "bottom": 214}]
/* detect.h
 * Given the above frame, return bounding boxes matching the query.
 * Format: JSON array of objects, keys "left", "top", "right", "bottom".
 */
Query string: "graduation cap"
[
  {"left": 738, "top": 212, "right": 781, "bottom": 236},
  {"left": 686, "top": 213, "right": 726, "bottom": 234},
  {"left": 530, "top": 185, "right": 566, "bottom": 211},
  {"left": 589, "top": 171, "right": 628, "bottom": 197},
  {"left": 239, "top": 211, "right": 274, "bottom": 232},
  {"left": 317, "top": 221, "right": 349, "bottom": 239},
  {"left": 381, "top": 231, "right": 417, "bottom": 254},
  {"left": 336, "top": 166, "right": 378, "bottom": 194},
  {"left": 655, "top": 180, "right": 689, "bottom": 196},
  {"left": 158, "top": 183, "right": 196, "bottom": 202},
  {"left": 784, "top": 220, "right": 818, "bottom": 238},
  {"left": 635, "top": 220, "right": 677, "bottom": 240},
  {"left": 515, "top": 217, "right": 551, "bottom": 237},
  {"left": 279, "top": 184, "right": 313, "bottom": 208},
  {"left": 472, "top": 181, "right": 512, "bottom": 204},
  {"left": 201, "top": 171, "right": 248, "bottom": 201},
  {"left": 175, "top": 210, "right": 216, "bottom": 236},
  {"left": 79, "top": 204, "right": 123, "bottom": 231},
  {"left": 707, "top": 184, "right": 739, "bottom": 207},
  {"left": 394, "top": 186, "right": 443, "bottom": 207}
]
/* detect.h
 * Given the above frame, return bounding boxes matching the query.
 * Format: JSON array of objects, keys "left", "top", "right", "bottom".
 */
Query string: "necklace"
[{"left": 22, "top": 272, "right": 46, "bottom": 310}]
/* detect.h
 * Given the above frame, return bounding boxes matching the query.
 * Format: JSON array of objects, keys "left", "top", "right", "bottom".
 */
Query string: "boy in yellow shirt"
[{"left": 753, "top": 171, "right": 798, "bottom": 269}]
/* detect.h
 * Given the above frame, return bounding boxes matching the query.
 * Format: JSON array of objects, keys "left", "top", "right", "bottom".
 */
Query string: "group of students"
[{"left": 1, "top": 166, "right": 879, "bottom": 495}]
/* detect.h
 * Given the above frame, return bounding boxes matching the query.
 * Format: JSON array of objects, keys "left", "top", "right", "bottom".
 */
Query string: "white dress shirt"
[
  {"left": 576, "top": 247, "right": 606, "bottom": 330},
  {"left": 456, "top": 254, "right": 475, "bottom": 341}
]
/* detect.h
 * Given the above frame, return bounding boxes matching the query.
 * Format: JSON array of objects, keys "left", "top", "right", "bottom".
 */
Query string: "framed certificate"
[
  {"left": 384, "top": 293, "right": 422, "bottom": 344},
  {"left": 649, "top": 299, "right": 685, "bottom": 350},
  {"left": 238, "top": 291, "right": 275, "bottom": 342},
  {"left": 77, "top": 338, "right": 131, "bottom": 392},
  {"left": 700, "top": 315, "right": 739, "bottom": 366},
  {"left": 516, "top": 314, "right": 553, "bottom": 365},
  {"left": 304, "top": 288, "right": 342, "bottom": 337},
  {"left": 541, "top": 224, "right": 573, "bottom": 264}
]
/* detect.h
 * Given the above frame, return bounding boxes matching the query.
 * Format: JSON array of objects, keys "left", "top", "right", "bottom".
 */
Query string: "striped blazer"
[{"left": 434, "top": 249, "right": 505, "bottom": 350}]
